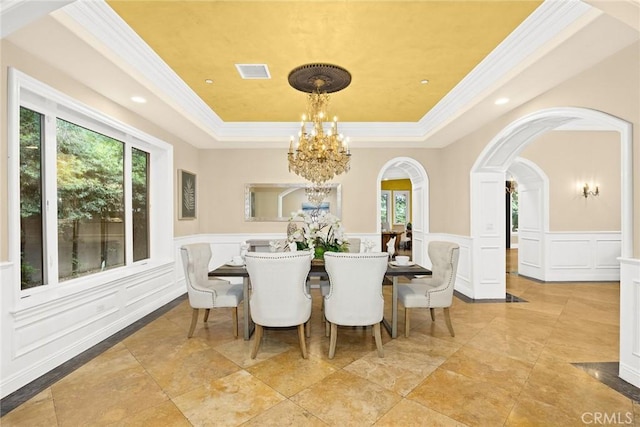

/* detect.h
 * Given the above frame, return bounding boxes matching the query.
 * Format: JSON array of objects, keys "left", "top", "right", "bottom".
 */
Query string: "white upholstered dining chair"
[
  {"left": 323, "top": 252, "right": 389, "bottom": 359},
  {"left": 180, "top": 243, "right": 244, "bottom": 338},
  {"left": 398, "top": 241, "right": 460, "bottom": 337},
  {"left": 319, "top": 238, "right": 362, "bottom": 307},
  {"left": 244, "top": 251, "right": 313, "bottom": 359}
]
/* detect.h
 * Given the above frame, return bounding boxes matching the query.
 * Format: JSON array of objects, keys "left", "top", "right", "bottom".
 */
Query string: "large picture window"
[
  {"left": 17, "top": 91, "right": 152, "bottom": 290},
  {"left": 56, "top": 119, "right": 126, "bottom": 281}
]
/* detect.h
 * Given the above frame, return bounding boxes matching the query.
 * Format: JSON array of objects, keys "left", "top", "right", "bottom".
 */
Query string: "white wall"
[{"left": 619, "top": 258, "right": 640, "bottom": 388}]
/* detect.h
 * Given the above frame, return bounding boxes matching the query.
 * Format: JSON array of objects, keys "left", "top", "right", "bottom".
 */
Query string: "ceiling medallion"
[
  {"left": 287, "top": 64, "right": 352, "bottom": 200},
  {"left": 287, "top": 63, "right": 351, "bottom": 93}
]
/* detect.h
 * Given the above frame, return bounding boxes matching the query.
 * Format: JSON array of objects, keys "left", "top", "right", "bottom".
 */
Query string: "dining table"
[{"left": 209, "top": 259, "right": 432, "bottom": 340}]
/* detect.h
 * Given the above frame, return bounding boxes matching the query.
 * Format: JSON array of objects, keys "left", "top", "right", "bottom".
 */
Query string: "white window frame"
[
  {"left": 392, "top": 190, "right": 410, "bottom": 225},
  {"left": 380, "top": 190, "right": 391, "bottom": 229},
  {"left": 8, "top": 68, "right": 174, "bottom": 308}
]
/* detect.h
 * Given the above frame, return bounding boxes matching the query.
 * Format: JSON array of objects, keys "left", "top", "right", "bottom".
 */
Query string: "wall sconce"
[{"left": 582, "top": 183, "right": 599, "bottom": 198}]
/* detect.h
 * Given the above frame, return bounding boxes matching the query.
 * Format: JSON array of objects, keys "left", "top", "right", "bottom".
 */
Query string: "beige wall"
[
  {"left": 197, "top": 148, "right": 440, "bottom": 235},
  {"left": 521, "top": 130, "right": 621, "bottom": 231}
]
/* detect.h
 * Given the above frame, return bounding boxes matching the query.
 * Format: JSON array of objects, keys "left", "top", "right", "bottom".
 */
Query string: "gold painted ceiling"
[{"left": 107, "top": 1, "right": 542, "bottom": 123}]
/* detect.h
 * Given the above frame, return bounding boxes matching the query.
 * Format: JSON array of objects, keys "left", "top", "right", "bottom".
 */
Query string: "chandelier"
[
  {"left": 287, "top": 64, "right": 352, "bottom": 187},
  {"left": 305, "top": 184, "right": 333, "bottom": 205}
]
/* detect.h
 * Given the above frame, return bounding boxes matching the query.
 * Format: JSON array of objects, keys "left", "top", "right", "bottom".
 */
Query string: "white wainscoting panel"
[
  {"left": 1, "top": 262, "right": 180, "bottom": 399},
  {"left": 478, "top": 178, "right": 502, "bottom": 238},
  {"left": 595, "top": 240, "right": 624, "bottom": 269},
  {"left": 545, "top": 232, "right": 621, "bottom": 281},
  {"left": 479, "top": 246, "right": 502, "bottom": 283},
  {"left": 13, "top": 288, "right": 120, "bottom": 358},
  {"left": 619, "top": 257, "right": 640, "bottom": 388},
  {"left": 549, "top": 239, "right": 591, "bottom": 268},
  {"left": 125, "top": 266, "right": 175, "bottom": 303}
]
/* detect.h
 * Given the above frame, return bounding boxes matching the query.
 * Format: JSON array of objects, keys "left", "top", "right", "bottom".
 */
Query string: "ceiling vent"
[{"left": 235, "top": 64, "right": 271, "bottom": 79}]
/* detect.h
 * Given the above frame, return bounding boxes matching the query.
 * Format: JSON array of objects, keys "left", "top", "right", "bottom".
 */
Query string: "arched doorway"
[
  {"left": 377, "top": 157, "right": 430, "bottom": 266},
  {"left": 470, "top": 107, "right": 633, "bottom": 299}
]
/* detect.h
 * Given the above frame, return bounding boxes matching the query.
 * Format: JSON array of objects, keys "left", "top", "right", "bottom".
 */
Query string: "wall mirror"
[{"left": 245, "top": 183, "right": 342, "bottom": 222}]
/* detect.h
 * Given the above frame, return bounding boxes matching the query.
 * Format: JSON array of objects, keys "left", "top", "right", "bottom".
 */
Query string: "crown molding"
[
  {"left": 59, "top": 0, "right": 225, "bottom": 135},
  {"left": 57, "top": 0, "right": 593, "bottom": 148},
  {"left": 417, "top": 0, "right": 593, "bottom": 140}
]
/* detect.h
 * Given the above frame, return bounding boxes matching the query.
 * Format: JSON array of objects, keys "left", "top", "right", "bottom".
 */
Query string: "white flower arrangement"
[{"left": 288, "top": 210, "right": 348, "bottom": 257}]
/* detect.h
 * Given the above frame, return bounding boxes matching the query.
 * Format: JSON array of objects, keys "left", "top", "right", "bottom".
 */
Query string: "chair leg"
[
  {"left": 430, "top": 308, "right": 435, "bottom": 321},
  {"left": 188, "top": 308, "right": 199, "bottom": 338},
  {"left": 328, "top": 323, "right": 338, "bottom": 359},
  {"left": 325, "top": 315, "right": 330, "bottom": 337},
  {"left": 251, "top": 324, "right": 264, "bottom": 359},
  {"left": 297, "top": 324, "right": 308, "bottom": 359},
  {"left": 232, "top": 307, "right": 238, "bottom": 338},
  {"left": 373, "top": 323, "right": 384, "bottom": 358},
  {"left": 443, "top": 307, "right": 455, "bottom": 337},
  {"left": 373, "top": 323, "right": 384, "bottom": 357},
  {"left": 404, "top": 307, "right": 411, "bottom": 337},
  {"left": 203, "top": 308, "right": 210, "bottom": 323}
]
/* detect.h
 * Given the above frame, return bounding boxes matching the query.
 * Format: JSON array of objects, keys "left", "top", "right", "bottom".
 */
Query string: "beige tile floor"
[{"left": 2, "top": 250, "right": 639, "bottom": 426}]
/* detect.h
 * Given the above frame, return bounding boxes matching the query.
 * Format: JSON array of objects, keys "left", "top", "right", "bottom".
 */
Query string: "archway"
[
  {"left": 377, "top": 157, "right": 430, "bottom": 266},
  {"left": 470, "top": 107, "right": 633, "bottom": 299}
]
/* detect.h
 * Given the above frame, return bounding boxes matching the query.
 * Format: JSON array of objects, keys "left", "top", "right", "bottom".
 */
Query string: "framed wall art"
[{"left": 178, "top": 169, "right": 196, "bottom": 220}]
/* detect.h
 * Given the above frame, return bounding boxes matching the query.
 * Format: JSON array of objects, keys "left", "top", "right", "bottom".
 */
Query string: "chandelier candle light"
[{"left": 287, "top": 64, "right": 352, "bottom": 186}]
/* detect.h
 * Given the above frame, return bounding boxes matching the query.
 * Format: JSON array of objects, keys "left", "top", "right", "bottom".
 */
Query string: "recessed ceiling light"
[
  {"left": 420, "top": 79, "right": 429, "bottom": 85},
  {"left": 131, "top": 96, "right": 147, "bottom": 104},
  {"left": 204, "top": 79, "right": 213, "bottom": 84},
  {"left": 495, "top": 97, "right": 509, "bottom": 105}
]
